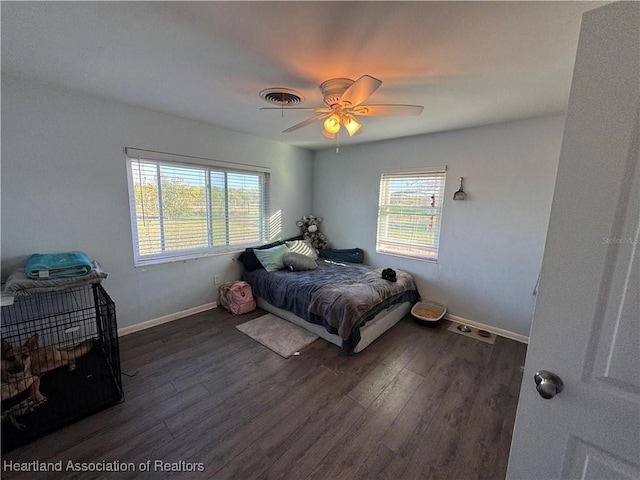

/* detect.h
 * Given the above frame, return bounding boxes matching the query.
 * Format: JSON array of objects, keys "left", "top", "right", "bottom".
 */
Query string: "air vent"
[{"left": 259, "top": 88, "right": 304, "bottom": 107}]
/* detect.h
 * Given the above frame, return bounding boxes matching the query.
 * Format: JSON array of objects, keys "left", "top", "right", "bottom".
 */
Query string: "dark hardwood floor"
[{"left": 2, "top": 308, "right": 526, "bottom": 479}]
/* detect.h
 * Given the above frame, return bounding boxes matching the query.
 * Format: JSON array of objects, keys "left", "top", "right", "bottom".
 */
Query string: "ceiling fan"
[{"left": 260, "top": 75, "right": 424, "bottom": 139}]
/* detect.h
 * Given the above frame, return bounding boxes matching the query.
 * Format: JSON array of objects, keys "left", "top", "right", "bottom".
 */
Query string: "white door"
[{"left": 507, "top": 2, "right": 640, "bottom": 479}]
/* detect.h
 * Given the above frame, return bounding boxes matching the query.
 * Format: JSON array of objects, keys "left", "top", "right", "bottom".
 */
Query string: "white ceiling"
[{"left": 1, "top": 1, "right": 607, "bottom": 150}]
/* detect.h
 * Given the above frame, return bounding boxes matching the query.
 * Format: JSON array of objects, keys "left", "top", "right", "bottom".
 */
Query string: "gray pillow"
[{"left": 283, "top": 252, "right": 317, "bottom": 271}]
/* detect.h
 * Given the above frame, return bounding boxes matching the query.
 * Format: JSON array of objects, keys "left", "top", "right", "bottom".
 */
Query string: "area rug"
[
  {"left": 447, "top": 321, "right": 496, "bottom": 345},
  {"left": 236, "top": 313, "right": 319, "bottom": 358}
]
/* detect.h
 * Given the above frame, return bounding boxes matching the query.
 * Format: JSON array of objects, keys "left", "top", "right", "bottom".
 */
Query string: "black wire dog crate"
[{"left": 1, "top": 284, "right": 123, "bottom": 452}]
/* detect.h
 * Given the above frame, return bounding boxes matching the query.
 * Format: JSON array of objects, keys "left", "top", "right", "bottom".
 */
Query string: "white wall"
[
  {"left": 1, "top": 75, "right": 313, "bottom": 329},
  {"left": 312, "top": 116, "right": 565, "bottom": 337}
]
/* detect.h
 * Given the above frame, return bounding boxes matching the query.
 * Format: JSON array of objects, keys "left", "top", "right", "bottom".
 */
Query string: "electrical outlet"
[{"left": 214, "top": 275, "right": 221, "bottom": 285}]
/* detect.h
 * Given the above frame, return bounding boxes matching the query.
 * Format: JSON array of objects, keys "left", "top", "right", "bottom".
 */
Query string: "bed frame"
[{"left": 256, "top": 297, "right": 412, "bottom": 353}]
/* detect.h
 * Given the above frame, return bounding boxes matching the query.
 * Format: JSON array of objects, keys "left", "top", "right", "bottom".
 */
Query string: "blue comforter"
[{"left": 242, "top": 260, "right": 419, "bottom": 353}]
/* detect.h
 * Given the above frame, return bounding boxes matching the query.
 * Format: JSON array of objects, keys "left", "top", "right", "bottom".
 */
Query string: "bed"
[{"left": 241, "top": 258, "right": 420, "bottom": 354}]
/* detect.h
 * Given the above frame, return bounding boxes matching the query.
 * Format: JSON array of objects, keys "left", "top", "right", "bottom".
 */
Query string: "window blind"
[
  {"left": 126, "top": 151, "right": 270, "bottom": 265},
  {"left": 376, "top": 168, "right": 446, "bottom": 261}
]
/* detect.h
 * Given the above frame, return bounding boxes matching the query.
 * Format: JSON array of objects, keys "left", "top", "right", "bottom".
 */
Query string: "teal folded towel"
[{"left": 25, "top": 251, "right": 93, "bottom": 279}]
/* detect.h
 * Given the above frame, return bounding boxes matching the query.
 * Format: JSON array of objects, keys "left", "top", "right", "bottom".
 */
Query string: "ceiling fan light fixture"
[
  {"left": 261, "top": 75, "right": 423, "bottom": 143},
  {"left": 342, "top": 115, "right": 362, "bottom": 136},
  {"left": 322, "top": 128, "right": 336, "bottom": 139},
  {"left": 323, "top": 113, "right": 341, "bottom": 134}
]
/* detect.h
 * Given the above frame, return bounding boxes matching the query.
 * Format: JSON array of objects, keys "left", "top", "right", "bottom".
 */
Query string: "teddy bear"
[{"left": 296, "top": 215, "right": 328, "bottom": 251}]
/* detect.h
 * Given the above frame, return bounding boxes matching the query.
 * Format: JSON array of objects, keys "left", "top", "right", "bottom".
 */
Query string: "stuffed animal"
[{"left": 296, "top": 215, "right": 328, "bottom": 251}]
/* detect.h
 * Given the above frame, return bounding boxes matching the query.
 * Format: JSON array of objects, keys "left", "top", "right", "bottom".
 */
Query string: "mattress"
[
  {"left": 257, "top": 297, "right": 412, "bottom": 353},
  {"left": 242, "top": 259, "right": 419, "bottom": 353}
]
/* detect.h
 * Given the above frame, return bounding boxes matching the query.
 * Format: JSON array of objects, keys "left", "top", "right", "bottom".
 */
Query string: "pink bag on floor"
[{"left": 219, "top": 281, "right": 256, "bottom": 314}]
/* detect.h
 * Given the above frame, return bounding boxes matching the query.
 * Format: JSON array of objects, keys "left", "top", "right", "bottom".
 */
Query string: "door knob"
[{"left": 534, "top": 371, "right": 564, "bottom": 399}]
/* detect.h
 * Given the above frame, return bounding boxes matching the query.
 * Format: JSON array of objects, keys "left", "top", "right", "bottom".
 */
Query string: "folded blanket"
[
  {"left": 25, "top": 251, "right": 93, "bottom": 279},
  {"left": 4, "top": 262, "right": 108, "bottom": 296}
]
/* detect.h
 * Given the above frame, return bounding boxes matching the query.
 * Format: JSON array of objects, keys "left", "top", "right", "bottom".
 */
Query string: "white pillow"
[
  {"left": 285, "top": 240, "right": 318, "bottom": 259},
  {"left": 253, "top": 244, "right": 291, "bottom": 272}
]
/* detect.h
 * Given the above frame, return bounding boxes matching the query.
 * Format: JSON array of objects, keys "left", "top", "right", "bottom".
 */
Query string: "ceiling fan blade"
[
  {"left": 260, "top": 107, "right": 332, "bottom": 113},
  {"left": 351, "top": 104, "right": 424, "bottom": 116},
  {"left": 339, "top": 75, "right": 382, "bottom": 107},
  {"left": 282, "top": 112, "right": 331, "bottom": 133}
]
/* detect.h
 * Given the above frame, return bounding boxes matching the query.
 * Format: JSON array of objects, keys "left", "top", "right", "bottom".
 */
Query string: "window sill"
[
  {"left": 134, "top": 248, "right": 244, "bottom": 267},
  {"left": 376, "top": 249, "right": 438, "bottom": 263}
]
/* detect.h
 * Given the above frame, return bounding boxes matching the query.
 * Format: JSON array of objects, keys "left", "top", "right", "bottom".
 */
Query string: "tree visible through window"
[
  {"left": 127, "top": 155, "right": 269, "bottom": 265},
  {"left": 376, "top": 169, "right": 446, "bottom": 261}
]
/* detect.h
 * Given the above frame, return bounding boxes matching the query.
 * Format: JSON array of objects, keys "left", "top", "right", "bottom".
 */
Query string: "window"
[
  {"left": 376, "top": 167, "right": 446, "bottom": 261},
  {"left": 126, "top": 149, "right": 270, "bottom": 265}
]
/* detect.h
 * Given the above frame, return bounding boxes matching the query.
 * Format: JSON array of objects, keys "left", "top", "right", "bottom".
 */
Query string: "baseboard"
[
  {"left": 116, "top": 303, "right": 529, "bottom": 343},
  {"left": 118, "top": 302, "right": 217, "bottom": 337},
  {"left": 444, "top": 313, "right": 529, "bottom": 344}
]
